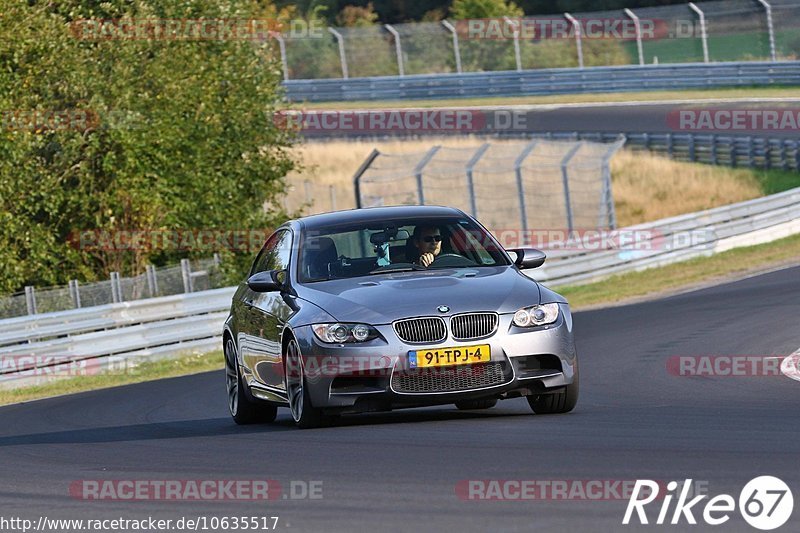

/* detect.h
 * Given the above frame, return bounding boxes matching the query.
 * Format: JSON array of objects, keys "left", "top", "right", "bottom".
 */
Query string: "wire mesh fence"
[
  {"left": 349, "top": 138, "right": 625, "bottom": 236},
  {"left": 0, "top": 257, "right": 224, "bottom": 320},
  {"left": 280, "top": 0, "right": 800, "bottom": 80}
]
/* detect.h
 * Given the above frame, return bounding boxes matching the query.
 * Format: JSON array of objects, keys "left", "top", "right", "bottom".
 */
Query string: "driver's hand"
[{"left": 418, "top": 253, "right": 435, "bottom": 267}]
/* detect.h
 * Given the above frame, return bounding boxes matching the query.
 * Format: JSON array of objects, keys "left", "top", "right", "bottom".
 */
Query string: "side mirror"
[
  {"left": 508, "top": 248, "right": 546, "bottom": 269},
  {"left": 247, "top": 270, "right": 284, "bottom": 292}
]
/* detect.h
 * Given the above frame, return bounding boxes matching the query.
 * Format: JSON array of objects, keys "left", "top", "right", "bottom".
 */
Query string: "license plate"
[{"left": 408, "top": 344, "right": 491, "bottom": 369}]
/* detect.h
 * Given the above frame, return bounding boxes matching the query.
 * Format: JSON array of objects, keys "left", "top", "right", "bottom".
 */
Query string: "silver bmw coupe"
[{"left": 223, "top": 205, "right": 578, "bottom": 428}]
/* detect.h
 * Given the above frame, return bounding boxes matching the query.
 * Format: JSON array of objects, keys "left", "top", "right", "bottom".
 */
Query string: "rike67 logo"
[{"left": 623, "top": 476, "right": 794, "bottom": 530}]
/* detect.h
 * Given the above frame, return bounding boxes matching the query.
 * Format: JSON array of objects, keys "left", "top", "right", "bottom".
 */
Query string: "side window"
[{"left": 250, "top": 230, "right": 292, "bottom": 276}]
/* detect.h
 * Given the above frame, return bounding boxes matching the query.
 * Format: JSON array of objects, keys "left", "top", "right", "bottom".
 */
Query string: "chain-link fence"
[
  {"left": 350, "top": 138, "right": 625, "bottom": 235},
  {"left": 280, "top": 0, "right": 800, "bottom": 80},
  {"left": 0, "top": 257, "right": 225, "bottom": 319}
]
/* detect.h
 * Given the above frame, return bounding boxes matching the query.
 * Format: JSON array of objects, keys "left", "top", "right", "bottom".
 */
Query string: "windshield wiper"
[{"left": 368, "top": 264, "right": 427, "bottom": 275}]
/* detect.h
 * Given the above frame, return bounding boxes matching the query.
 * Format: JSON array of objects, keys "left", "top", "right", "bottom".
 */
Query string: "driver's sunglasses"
[{"left": 423, "top": 235, "right": 443, "bottom": 243}]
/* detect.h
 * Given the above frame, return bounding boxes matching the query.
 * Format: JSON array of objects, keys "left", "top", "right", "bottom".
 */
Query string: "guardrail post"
[
  {"left": 624, "top": 8, "right": 645, "bottom": 66},
  {"left": 730, "top": 138, "right": 738, "bottom": 167},
  {"left": 747, "top": 136, "right": 755, "bottom": 168},
  {"left": 763, "top": 139, "right": 772, "bottom": 169},
  {"left": 110, "top": 271, "right": 123, "bottom": 303},
  {"left": 643, "top": 132, "right": 650, "bottom": 150},
  {"left": 465, "top": 143, "right": 491, "bottom": 217},
  {"left": 441, "top": 20, "right": 462, "bottom": 73},
  {"left": 780, "top": 140, "right": 788, "bottom": 171},
  {"left": 503, "top": 17, "right": 522, "bottom": 71},
  {"left": 794, "top": 140, "right": 800, "bottom": 170},
  {"left": 328, "top": 27, "right": 349, "bottom": 79},
  {"left": 564, "top": 13, "right": 584, "bottom": 68},
  {"left": 688, "top": 3, "right": 709, "bottom": 63},
  {"left": 513, "top": 140, "right": 539, "bottom": 242},
  {"left": 710, "top": 134, "right": 718, "bottom": 164},
  {"left": 384, "top": 24, "right": 404, "bottom": 76},
  {"left": 275, "top": 34, "right": 289, "bottom": 80},
  {"left": 24, "top": 286, "right": 37, "bottom": 315},
  {"left": 413, "top": 146, "right": 441, "bottom": 205},
  {"left": 666, "top": 133, "right": 674, "bottom": 157},
  {"left": 180, "top": 259, "right": 193, "bottom": 293},
  {"left": 756, "top": 0, "right": 777, "bottom": 61},
  {"left": 69, "top": 279, "right": 81, "bottom": 309},
  {"left": 688, "top": 134, "right": 696, "bottom": 161},
  {"left": 560, "top": 143, "right": 582, "bottom": 233},
  {"left": 352, "top": 148, "right": 380, "bottom": 209},
  {"left": 146, "top": 264, "right": 159, "bottom": 297},
  {"left": 329, "top": 185, "right": 338, "bottom": 211}
]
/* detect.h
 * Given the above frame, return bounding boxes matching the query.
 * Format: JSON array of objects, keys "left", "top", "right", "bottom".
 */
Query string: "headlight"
[
  {"left": 312, "top": 323, "right": 379, "bottom": 343},
  {"left": 512, "top": 303, "right": 560, "bottom": 327}
]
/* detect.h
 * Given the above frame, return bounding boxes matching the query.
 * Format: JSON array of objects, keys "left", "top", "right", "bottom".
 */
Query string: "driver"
[{"left": 411, "top": 225, "right": 442, "bottom": 268}]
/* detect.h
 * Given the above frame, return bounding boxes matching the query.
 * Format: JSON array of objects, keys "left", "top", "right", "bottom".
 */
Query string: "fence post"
[
  {"left": 69, "top": 279, "right": 81, "bottom": 309},
  {"left": 24, "top": 286, "right": 37, "bottom": 315},
  {"left": 352, "top": 148, "right": 380, "bottom": 208},
  {"left": 441, "top": 20, "right": 462, "bottom": 73},
  {"left": 329, "top": 185, "right": 338, "bottom": 211},
  {"left": 180, "top": 259, "right": 193, "bottom": 293},
  {"left": 328, "top": 27, "right": 349, "bottom": 79},
  {"left": 384, "top": 24, "right": 405, "bottom": 76},
  {"left": 465, "top": 143, "right": 491, "bottom": 217},
  {"left": 110, "top": 271, "right": 122, "bottom": 303},
  {"left": 513, "top": 140, "right": 538, "bottom": 242},
  {"left": 560, "top": 143, "right": 583, "bottom": 233},
  {"left": 688, "top": 3, "right": 709, "bottom": 63},
  {"left": 624, "top": 8, "right": 644, "bottom": 66},
  {"left": 503, "top": 17, "right": 522, "bottom": 71},
  {"left": 756, "top": 0, "right": 777, "bottom": 61},
  {"left": 710, "top": 134, "right": 718, "bottom": 164},
  {"left": 275, "top": 34, "right": 289, "bottom": 80},
  {"left": 412, "top": 146, "right": 441, "bottom": 206},
  {"left": 564, "top": 13, "right": 584, "bottom": 68},
  {"left": 146, "top": 264, "right": 159, "bottom": 297},
  {"left": 601, "top": 137, "right": 625, "bottom": 230}
]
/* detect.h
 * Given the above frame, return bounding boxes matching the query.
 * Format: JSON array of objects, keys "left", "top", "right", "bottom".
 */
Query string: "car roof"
[{"left": 295, "top": 205, "right": 467, "bottom": 231}]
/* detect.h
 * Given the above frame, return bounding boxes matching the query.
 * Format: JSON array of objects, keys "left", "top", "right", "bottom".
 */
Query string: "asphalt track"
[
  {"left": 0, "top": 265, "right": 798, "bottom": 532},
  {"left": 299, "top": 98, "right": 800, "bottom": 140}
]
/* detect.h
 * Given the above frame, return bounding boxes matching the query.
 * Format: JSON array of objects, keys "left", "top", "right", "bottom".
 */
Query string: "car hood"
[{"left": 294, "top": 266, "right": 542, "bottom": 324}]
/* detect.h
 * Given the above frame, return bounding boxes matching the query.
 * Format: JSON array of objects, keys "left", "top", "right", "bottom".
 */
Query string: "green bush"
[{"left": 0, "top": 0, "right": 296, "bottom": 294}]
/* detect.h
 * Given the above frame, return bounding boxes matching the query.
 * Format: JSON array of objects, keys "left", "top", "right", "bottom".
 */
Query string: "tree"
[{"left": 0, "top": 0, "right": 296, "bottom": 294}]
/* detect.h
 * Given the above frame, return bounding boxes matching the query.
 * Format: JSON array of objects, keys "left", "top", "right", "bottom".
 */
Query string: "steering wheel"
[{"left": 430, "top": 253, "right": 476, "bottom": 267}]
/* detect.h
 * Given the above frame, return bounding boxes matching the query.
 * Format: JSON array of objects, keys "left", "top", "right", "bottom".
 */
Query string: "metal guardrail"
[
  {"left": 532, "top": 132, "right": 800, "bottom": 171},
  {"left": 282, "top": 61, "right": 800, "bottom": 102},
  {"left": 1, "top": 186, "right": 798, "bottom": 388}
]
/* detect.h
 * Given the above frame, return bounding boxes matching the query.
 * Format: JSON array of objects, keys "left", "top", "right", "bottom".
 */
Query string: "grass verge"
[
  {"left": 559, "top": 232, "right": 800, "bottom": 310},
  {"left": 0, "top": 351, "right": 223, "bottom": 406},
  {"left": 295, "top": 87, "right": 800, "bottom": 110}
]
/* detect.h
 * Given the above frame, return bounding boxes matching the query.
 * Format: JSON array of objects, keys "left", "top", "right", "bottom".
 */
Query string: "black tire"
[
  {"left": 225, "top": 337, "right": 278, "bottom": 425},
  {"left": 284, "top": 338, "right": 329, "bottom": 429},
  {"left": 527, "top": 361, "right": 579, "bottom": 415},
  {"left": 455, "top": 398, "right": 498, "bottom": 410}
]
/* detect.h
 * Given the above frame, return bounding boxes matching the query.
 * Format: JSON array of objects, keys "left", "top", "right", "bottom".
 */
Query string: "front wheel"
[
  {"left": 527, "top": 361, "right": 579, "bottom": 414},
  {"left": 284, "top": 339, "right": 329, "bottom": 429},
  {"left": 225, "top": 337, "right": 277, "bottom": 425}
]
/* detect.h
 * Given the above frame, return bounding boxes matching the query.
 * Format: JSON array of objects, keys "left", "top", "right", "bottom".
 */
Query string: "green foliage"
[
  {"left": 0, "top": 0, "right": 296, "bottom": 294},
  {"left": 450, "top": 0, "right": 524, "bottom": 19}
]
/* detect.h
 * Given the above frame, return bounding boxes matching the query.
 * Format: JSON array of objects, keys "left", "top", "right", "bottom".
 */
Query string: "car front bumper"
[{"left": 292, "top": 303, "right": 577, "bottom": 414}]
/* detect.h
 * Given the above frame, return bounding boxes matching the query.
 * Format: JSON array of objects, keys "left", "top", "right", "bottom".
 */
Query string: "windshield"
[{"left": 298, "top": 216, "right": 510, "bottom": 282}]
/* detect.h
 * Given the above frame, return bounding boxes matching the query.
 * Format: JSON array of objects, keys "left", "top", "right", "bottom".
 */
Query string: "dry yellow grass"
[{"left": 285, "top": 138, "right": 764, "bottom": 227}]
